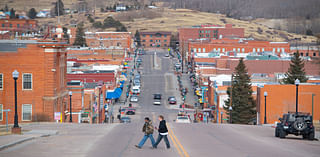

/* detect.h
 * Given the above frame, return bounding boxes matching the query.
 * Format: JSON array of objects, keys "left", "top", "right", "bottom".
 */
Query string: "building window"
[
  {"left": 150, "top": 40, "right": 153, "bottom": 42},
  {"left": 277, "top": 48, "right": 280, "bottom": 52},
  {"left": 206, "top": 34, "right": 209, "bottom": 37},
  {"left": 198, "top": 48, "right": 201, "bottom": 53},
  {"left": 237, "top": 48, "right": 240, "bottom": 52},
  {"left": 142, "top": 40, "right": 146, "bottom": 42},
  {"left": 300, "top": 53, "right": 303, "bottom": 56},
  {"left": 306, "top": 53, "right": 309, "bottom": 56},
  {"left": 158, "top": 40, "right": 161, "bottom": 42},
  {"left": 194, "top": 48, "right": 197, "bottom": 53},
  {"left": 150, "top": 44, "right": 153, "bottom": 47},
  {"left": 233, "top": 48, "right": 236, "bottom": 52},
  {"left": 273, "top": 48, "right": 275, "bottom": 52},
  {"left": 214, "top": 48, "right": 216, "bottom": 51},
  {"left": 222, "top": 48, "right": 225, "bottom": 52},
  {"left": 0, "top": 73, "right": 2, "bottom": 90},
  {"left": 218, "top": 48, "right": 221, "bottom": 52},
  {"left": 313, "top": 53, "right": 316, "bottom": 56},
  {"left": 257, "top": 48, "right": 260, "bottom": 52},
  {"left": 203, "top": 48, "right": 206, "bottom": 53},
  {"left": 142, "top": 44, "right": 145, "bottom": 46},
  {"left": 253, "top": 48, "right": 256, "bottom": 52},
  {"left": 242, "top": 48, "right": 245, "bottom": 52},
  {"left": 22, "top": 104, "right": 32, "bottom": 121},
  {"left": 208, "top": 30, "right": 211, "bottom": 33},
  {"left": 262, "top": 48, "right": 265, "bottom": 52},
  {"left": 164, "top": 35, "right": 167, "bottom": 37},
  {"left": 22, "top": 73, "right": 32, "bottom": 90},
  {"left": 9, "top": 24, "right": 12, "bottom": 27},
  {"left": 164, "top": 40, "right": 167, "bottom": 42},
  {"left": 164, "top": 44, "right": 167, "bottom": 47},
  {"left": 199, "top": 31, "right": 201, "bottom": 33},
  {"left": 29, "top": 24, "right": 32, "bottom": 27},
  {"left": 17, "top": 24, "right": 20, "bottom": 28},
  {"left": 150, "top": 35, "right": 153, "bottom": 37},
  {"left": 0, "top": 104, "right": 2, "bottom": 121},
  {"left": 143, "top": 35, "right": 146, "bottom": 37},
  {"left": 1, "top": 24, "right": 4, "bottom": 27}
]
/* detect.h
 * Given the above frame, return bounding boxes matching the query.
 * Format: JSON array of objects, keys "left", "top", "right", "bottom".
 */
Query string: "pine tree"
[
  {"left": 224, "top": 58, "right": 256, "bottom": 124},
  {"left": 135, "top": 30, "right": 141, "bottom": 47},
  {"left": 9, "top": 8, "right": 15, "bottom": 19},
  {"left": 73, "top": 25, "right": 87, "bottom": 47},
  {"left": 54, "top": 0, "right": 65, "bottom": 16},
  {"left": 28, "top": 8, "right": 37, "bottom": 19},
  {"left": 283, "top": 52, "right": 308, "bottom": 84}
]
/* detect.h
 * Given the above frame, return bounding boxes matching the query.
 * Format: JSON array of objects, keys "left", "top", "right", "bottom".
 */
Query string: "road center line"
[{"left": 168, "top": 124, "right": 190, "bottom": 157}]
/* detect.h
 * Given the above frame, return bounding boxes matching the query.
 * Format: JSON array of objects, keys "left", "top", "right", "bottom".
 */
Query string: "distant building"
[
  {"left": 140, "top": 31, "right": 171, "bottom": 48},
  {"left": 116, "top": 4, "right": 127, "bottom": 12},
  {"left": 0, "top": 40, "right": 69, "bottom": 124},
  {"left": 0, "top": 18, "right": 37, "bottom": 33}
]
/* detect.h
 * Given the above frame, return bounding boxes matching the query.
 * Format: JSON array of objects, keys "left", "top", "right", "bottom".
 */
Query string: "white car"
[
  {"left": 130, "top": 95, "right": 139, "bottom": 102},
  {"left": 132, "top": 86, "right": 140, "bottom": 94},
  {"left": 175, "top": 63, "right": 181, "bottom": 69},
  {"left": 176, "top": 116, "right": 191, "bottom": 123}
]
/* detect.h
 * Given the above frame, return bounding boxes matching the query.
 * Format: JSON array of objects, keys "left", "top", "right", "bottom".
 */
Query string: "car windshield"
[{"left": 177, "top": 117, "right": 188, "bottom": 120}]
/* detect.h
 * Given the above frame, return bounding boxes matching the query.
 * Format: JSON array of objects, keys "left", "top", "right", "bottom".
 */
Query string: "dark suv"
[{"left": 275, "top": 112, "right": 314, "bottom": 140}]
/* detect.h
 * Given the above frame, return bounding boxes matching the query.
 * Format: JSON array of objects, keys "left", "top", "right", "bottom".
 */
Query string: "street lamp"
[
  {"left": 12, "top": 70, "right": 19, "bottom": 129},
  {"left": 295, "top": 79, "right": 300, "bottom": 114},
  {"left": 229, "top": 106, "right": 232, "bottom": 124},
  {"left": 69, "top": 91, "right": 72, "bottom": 122},
  {"left": 264, "top": 91, "right": 268, "bottom": 124}
]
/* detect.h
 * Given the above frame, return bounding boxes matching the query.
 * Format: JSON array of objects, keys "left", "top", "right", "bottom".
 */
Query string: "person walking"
[
  {"left": 154, "top": 115, "right": 170, "bottom": 149},
  {"left": 135, "top": 117, "right": 155, "bottom": 149}
]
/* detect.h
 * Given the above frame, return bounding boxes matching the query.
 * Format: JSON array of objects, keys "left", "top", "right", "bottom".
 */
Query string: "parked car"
[
  {"left": 275, "top": 112, "right": 314, "bottom": 140},
  {"left": 125, "top": 108, "right": 136, "bottom": 115},
  {"left": 153, "top": 93, "right": 162, "bottom": 105},
  {"left": 165, "top": 53, "right": 170, "bottom": 57},
  {"left": 134, "top": 74, "right": 141, "bottom": 80},
  {"left": 120, "top": 116, "right": 131, "bottom": 123},
  {"left": 130, "top": 95, "right": 139, "bottom": 102},
  {"left": 168, "top": 96, "right": 177, "bottom": 104},
  {"left": 133, "top": 81, "right": 141, "bottom": 88},
  {"left": 137, "top": 58, "right": 142, "bottom": 63},
  {"left": 175, "top": 63, "right": 181, "bottom": 69},
  {"left": 132, "top": 86, "right": 140, "bottom": 94},
  {"left": 175, "top": 116, "right": 191, "bottom": 123}
]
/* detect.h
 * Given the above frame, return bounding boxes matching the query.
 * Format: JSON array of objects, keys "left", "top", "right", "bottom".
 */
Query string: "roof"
[{"left": 140, "top": 32, "right": 171, "bottom": 35}]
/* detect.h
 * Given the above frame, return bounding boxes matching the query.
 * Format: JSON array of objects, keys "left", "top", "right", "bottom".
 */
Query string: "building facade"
[
  {"left": 0, "top": 18, "right": 37, "bottom": 32},
  {"left": 140, "top": 31, "right": 171, "bottom": 48},
  {"left": 0, "top": 40, "right": 68, "bottom": 124}
]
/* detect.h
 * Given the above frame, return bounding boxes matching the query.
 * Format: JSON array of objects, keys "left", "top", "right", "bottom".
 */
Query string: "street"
[{"left": 1, "top": 49, "right": 320, "bottom": 157}]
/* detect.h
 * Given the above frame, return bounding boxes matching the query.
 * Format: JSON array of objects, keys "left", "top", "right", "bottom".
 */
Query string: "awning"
[{"left": 106, "top": 88, "right": 122, "bottom": 99}]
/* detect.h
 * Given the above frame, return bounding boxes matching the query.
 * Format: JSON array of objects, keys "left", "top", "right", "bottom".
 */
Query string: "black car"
[
  {"left": 153, "top": 94, "right": 162, "bottom": 105},
  {"left": 275, "top": 112, "right": 314, "bottom": 140}
]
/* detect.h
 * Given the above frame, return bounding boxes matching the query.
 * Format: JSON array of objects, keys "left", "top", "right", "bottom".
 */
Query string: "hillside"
[{"left": 34, "top": 8, "right": 317, "bottom": 44}]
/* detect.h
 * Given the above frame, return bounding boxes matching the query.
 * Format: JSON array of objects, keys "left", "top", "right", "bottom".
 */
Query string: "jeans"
[
  {"left": 154, "top": 134, "right": 170, "bottom": 148},
  {"left": 138, "top": 134, "right": 155, "bottom": 148}
]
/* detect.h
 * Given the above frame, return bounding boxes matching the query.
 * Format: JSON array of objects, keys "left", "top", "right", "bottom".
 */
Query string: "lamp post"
[
  {"left": 264, "top": 91, "right": 268, "bottom": 124},
  {"left": 12, "top": 70, "right": 19, "bottom": 129},
  {"left": 295, "top": 79, "right": 300, "bottom": 114},
  {"left": 229, "top": 106, "right": 232, "bottom": 124},
  {"left": 69, "top": 91, "right": 72, "bottom": 122}
]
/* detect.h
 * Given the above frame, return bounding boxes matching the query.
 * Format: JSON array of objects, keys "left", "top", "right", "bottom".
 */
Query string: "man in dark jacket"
[
  {"left": 135, "top": 117, "right": 155, "bottom": 149},
  {"left": 154, "top": 115, "right": 170, "bottom": 149}
]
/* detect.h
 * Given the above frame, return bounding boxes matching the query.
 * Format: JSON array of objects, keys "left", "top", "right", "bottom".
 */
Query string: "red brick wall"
[
  {"left": 0, "top": 19, "right": 37, "bottom": 32},
  {"left": 140, "top": 32, "right": 171, "bottom": 48},
  {"left": 0, "top": 42, "right": 68, "bottom": 124}
]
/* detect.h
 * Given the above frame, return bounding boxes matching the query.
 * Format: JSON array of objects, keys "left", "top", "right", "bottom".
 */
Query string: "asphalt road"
[{"left": 1, "top": 49, "right": 319, "bottom": 157}]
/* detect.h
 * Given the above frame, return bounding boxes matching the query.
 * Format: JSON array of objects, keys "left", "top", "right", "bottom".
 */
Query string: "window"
[
  {"left": 218, "top": 48, "right": 221, "bottom": 52},
  {"left": 203, "top": 48, "right": 206, "bottom": 53},
  {"left": 17, "top": 24, "right": 20, "bottom": 28},
  {"left": 222, "top": 48, "right": 225, "bottom": 52},
  {"left": 300, "top": 53, "right": 303, "bottom": 56},
  {"left": 193, "top": 48, "right": 197, "bottom": 53},
  {"left": 253, "top": 48, "right": 256, "bottom": 52},
  {"left": 150, "top": 35, "right": 152, "bottom": 37},
  {"left": 164, "top": 40, "right": 167, "bottom": 42},
  {"left": 306, "top": 53, "right": 309, "bottom": 56},
  {"left": 142, "top": 40, "right": 146, "bottom": 42},
  {"left": 233, "top": 48, "right": 236, "bottom": 52},
  {"left": 277, "top": 48, "right": 280, "bottom": 52},
  {"left": 242, "top": 48, "right": 245, "bottom": 52},
  {"left": 313, "top": 53, "right": 316, "bottom": 56},
  {"left": 282, "top": 48, "right": 285, "bottom": 52},
  {"left": 206, "top": 34, "right": 209, "bottom": 37},
  {"left": 158, "top": 40, "right": 161, "bottom": 42},
  {"left": 9, "top": 24, "right": 12, "bottom": 27},
  {"left": 257, "top": 48, "right": 260, "bottom": 52},
  {"left": 143, "top": 35, "right": 146, "bottom": 37},
  {"left": 237, "top": 48, "right": 240, "bottom": 52},
  {"left": 199, "top": 30, "right": 201, "bottom": 33},
  {"left": 262, "top": 48, "right": 265, "bottom": 52},
  {"left": 1, "top": 24, "right": 4, "bottom": 27},
  {"left": 164, "top": 44, "right": 167, "bottom": 47},
  {"left": 0, "top": 104, "right": 2, "bottom": 121},
  {"left": 150, "top": 40, "right": 153, "bottom": 42},
  {"left": 214, "top": 48, "right": 216, "bottom": 51},
  {"left": 208, "top": 30, "right": 211, "bottom": 33},
  {"left": 22, "top": 73, "right": 32, "bottom": 90},
  {"left": 273, "top": 48, "right": 275, "bottom": 52},
  {"left": 22, "top": 104, "right": 32, "bottom": 121},
  {"left": 142, "top": 44, "right": 145, "bottom": 46},
  {"left": 198, "top": 48, "right": 201, "bottom": 53},
  {"left": 150, "top": 44, "right": 152, "bottom": 47},
  {"left": 0, "top": 73, "right": 2, "bottom": 90},
  {"left": 164, "top": 35, "right": 167, "bottom": 37}
]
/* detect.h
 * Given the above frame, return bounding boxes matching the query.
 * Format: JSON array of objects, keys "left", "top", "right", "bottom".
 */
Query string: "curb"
[{"left": 0, "top": 137, "right": 35, "bottom": 151}]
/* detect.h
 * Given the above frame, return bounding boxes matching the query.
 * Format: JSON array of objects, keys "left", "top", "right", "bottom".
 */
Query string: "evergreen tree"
[
  {"left": 73, "top": 25, "right": 87, "bottom": 47},
  {"left": 283, "top": 52, "right": 308, "bottom": 84},
  {"left": 135, "top": 30, "right": 141, "bottom": 47},
  {"left": 4, "top": 4, "right": 9, "bottom": 12},
  {"left": 54, "top": 0, "right": 65, "bottom": 16},
  {"left": 224, "top": 58, "right": 256, "bottom": 124},
  {"left": 116, "top": 25, "right": 128, "bottom": 32},
  {"left": 28, "top": 8, "right": 37, "bottom": 19},
  {"left": 9, "top": 8, "right": 15, "bottom": 19}
]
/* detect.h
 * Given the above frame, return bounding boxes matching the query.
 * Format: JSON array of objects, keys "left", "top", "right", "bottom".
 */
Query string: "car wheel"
[
  {"left": 279, "top": 128, "right": 286, "bottom": 139},
  {"left": 275, "top": 127, "right": 279, "bottom": 137},
  {"left": 308, "top": 131, "right": 315, "bottom": 140},
  {"left": 293, "top": 118, "right": 307, "bottom": 131}
]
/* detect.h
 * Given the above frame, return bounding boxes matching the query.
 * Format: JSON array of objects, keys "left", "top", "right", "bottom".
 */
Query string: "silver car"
[{"left": 130, "top": 95, "right": 139, "bottom": 102}]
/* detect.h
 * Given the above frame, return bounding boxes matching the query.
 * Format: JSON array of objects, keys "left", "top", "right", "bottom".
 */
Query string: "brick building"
[
  {"left": 0, "top": 18, "right": 37, "bottom": 32},
  {"left": 69, "top": 30, "right": 132, "bottom": 52},
  {"left": 140, "top": 31, "right": 171, "bottom": 48},
  {"left": 0, "top": 40, "right": 68, "bottom": 124},
  {"left": 188, "top": 39, "right": 290, "bottom": 62},
  {"left": 257, "top": 84, "right": 320, "bottom": 124}
]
